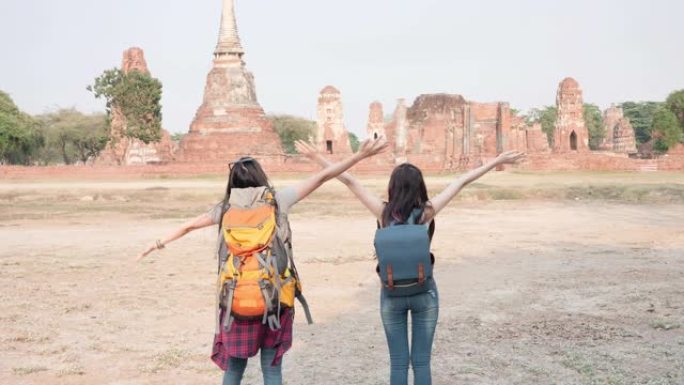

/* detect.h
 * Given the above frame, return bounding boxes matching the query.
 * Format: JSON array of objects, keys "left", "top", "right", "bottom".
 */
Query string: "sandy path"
[{"left": 2, "top": 199, "right": 683, "bottom": 384}]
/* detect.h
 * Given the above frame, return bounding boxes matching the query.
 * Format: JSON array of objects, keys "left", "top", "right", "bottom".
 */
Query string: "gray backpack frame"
[{"left": 215, "top": 187, "right": 313, "bottom": 333}]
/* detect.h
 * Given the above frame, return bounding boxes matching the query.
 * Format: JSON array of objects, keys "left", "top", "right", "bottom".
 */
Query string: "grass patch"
[
  {"left": 139, "top": 348, "right": 189, "bottom": 373},
  {"left": 458, "top": 365, "right": 486, "bottom": 376},
  {"left": 562, "top": 185, "right": 684, "bottom": 203},
  {"left": 57, "top": 364, "right": 86, "bottom": 377},
  {"left": 12, "top": 366, "right": 48, "bottom": 375},
  {"left": 561, "top": 351, "right": 596, "bottom": 377},
  {"left": 560, "top": 351, "right": 629, "bottom": 385},
  {"left": 5, "top": 332, "right": 52, "bottom": 344},
  {"left": 486, "top": 188, "right": 525, "bottom": 200},
  {"left": 2, "top": 176, "right": 684, "bottom": 223},
  {"left": 643, "top": 378, "right": 679, "bottom": 385},
  {"left": 650, "top": 320, "right": 681, "bottom": 331}
]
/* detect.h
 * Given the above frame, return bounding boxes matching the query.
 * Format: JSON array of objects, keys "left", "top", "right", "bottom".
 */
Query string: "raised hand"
[
  {"left": 358, "top": 136, "right": 389, "bottom": 159},
  {"left": 495, "top": 150, "right": 526, "bottom": 165},
  {"left": 294, "top": 140, "right": 321, "bottom": 160}
]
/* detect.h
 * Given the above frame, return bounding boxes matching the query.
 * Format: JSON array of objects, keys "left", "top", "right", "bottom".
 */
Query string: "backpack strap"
[
  {"left": 215, "top": 254, "right": 240, "bottom": 334},
  {"left": 265, "top": 186, "right": 277, "bottom": 202},
  {"left": 407, "top": 208, "right": 424, "bottom": 225},
  {"left": 382, "top": 207, "right": 425, "bottom": 227},
  {"left": 296, "top": 290, "right": 313, "bottom": 325},
  {"left": 216, "top": 201, "right": 231, "bottom": 273},
  {"left": 255, "top": 252, "right": 270, "bottom": 269},
  {"left": 287, "top": 251, "right": 314, "bottom": 325},
  {"left": 256, "top": 250, "right": 285, "bottom": 331},
  {"left": 217, "top": 277, "right": 237, "bottom": 333},
  {"left": 222, "top": 281, "right": 236, "bottom": 332}
]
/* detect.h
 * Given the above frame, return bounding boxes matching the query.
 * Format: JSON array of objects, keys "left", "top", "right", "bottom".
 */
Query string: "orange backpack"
[{"left": 216, "top": 187, "right": 312, "bottom": 332}]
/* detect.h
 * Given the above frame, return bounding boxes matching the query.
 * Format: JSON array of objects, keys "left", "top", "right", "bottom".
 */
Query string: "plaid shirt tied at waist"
[{"left": 211, "top": 308, "right": 294, "bottom": 371}]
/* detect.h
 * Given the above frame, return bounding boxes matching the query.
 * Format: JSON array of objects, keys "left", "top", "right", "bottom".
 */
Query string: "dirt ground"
[{"left": 1, "top": 171, "right": 684, "bottom": 385}]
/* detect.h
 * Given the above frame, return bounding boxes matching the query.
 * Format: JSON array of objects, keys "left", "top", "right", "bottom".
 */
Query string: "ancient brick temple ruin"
[
  {"left": 121, "top": 48, "right": 148, "bottom": 74},
  {"left": 82, "top": 1, "right": 680, "bottom": 174},
  {"left": 382, "top": 99, "right": 409, "bottom": 163},
  {"left": 97, "top": 47, "right": 175, "bottom": 166},
  {"left": 553, "top": 78, "right": 590, "bottom": 153},
  {"left": 511, "top": 119, "right": 550, "bottom": 154},
  {"left": 600, "top": 106, "right": 637, "bottom": 154},
  {"left": 366, "top": 94, "right": 550, "bottom": 170},
  {"left": 178, "top": 0, "right": 282, "bottom": 163},
  {"left": 366, "top": 101, "right": 386, "bottom": 141},
  {"left": 315, "top": 86, "right": 352, "bottom": 154}
]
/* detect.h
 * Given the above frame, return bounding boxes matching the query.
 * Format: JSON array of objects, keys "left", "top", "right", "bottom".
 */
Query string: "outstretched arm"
[
  {"left": 427, "top": 151, "right": 525, "bottom": 220},
  {"left": 136, "top": 213, "right": 215, "bottom": 261},
  {"left": 289, "top": 137, "right": 388, "bottom": 205},
  {"left": 295, "top": 141, "right": 384, "bottom": 221}
]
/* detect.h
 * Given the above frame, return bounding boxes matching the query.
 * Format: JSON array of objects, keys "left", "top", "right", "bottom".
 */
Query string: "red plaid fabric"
[{"left": 211, "top": 308, "right": 294, "bottom": 371}]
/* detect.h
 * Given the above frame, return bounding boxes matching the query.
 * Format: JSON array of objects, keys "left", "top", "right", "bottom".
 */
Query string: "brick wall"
[{"left": 2, "top": 153, "right": 682, "bottom": 180}]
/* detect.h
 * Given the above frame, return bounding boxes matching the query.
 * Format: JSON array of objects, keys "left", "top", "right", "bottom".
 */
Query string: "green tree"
[
  {"left": 88, "top": 68, "right": 163, "bottom": 144},
  {"left": 36, "top": 109, "right": 109, "bottom": 165},
  {"left": 0, "top": 91, "right": 44, "bottom": 165},
  {"left": 348, "top": 132, "right": 360, "bottom": 152},
  {"left": 268, "top": 114, "right": 316, "bottom": 154},
  {"left": 650, "top": 108, "right": 681, "bottom": 153},
  {"left": 583, "top": 103, "right": 604, "bottom": 150},
  {"left": 620, "top": 101, "right": 662, "bottom": 145},
  {"left": 526, "top": 106, "right": 556, "bottom": 145},
  {"left": 665, "top": 90, "right": 684, "bottom": 133}
]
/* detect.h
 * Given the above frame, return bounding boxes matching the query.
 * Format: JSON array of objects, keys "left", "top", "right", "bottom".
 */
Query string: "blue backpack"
[{"left": 374, "top": 208, "right": 433, "bottom": 297}]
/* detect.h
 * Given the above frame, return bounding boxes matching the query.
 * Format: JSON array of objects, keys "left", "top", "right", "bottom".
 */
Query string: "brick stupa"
[
  {"left": 600, "top": 106, "right": 637, "bottom": 154},
  {"left": 97, "top": 47, "right": 175, "bottom": 165},
  {"left": 179, "top": 0, "right": 283, "bottom": 163},
  {"left": 366, "top": 101, "right": 385, "bottom": 140},
  {"left": 378, "top": 93, "right": 550, "bottom": 170},
  {"left": 315, "top": 86, "right": 352, "bottom": 154},
  {"left": 553, "top": 77, "right": 589, "bottom": 152}
]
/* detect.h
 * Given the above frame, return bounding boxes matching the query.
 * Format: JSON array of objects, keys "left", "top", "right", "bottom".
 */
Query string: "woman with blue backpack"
[
  {"left": 136, "top": 137, "right": 388, "bottom": 385},
  {"left": 296, "top": 141, "right": 524, "bottom": 385}
]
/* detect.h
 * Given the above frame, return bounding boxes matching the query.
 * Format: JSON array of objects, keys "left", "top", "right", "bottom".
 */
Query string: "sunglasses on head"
[{"left": 228, "top": 156, "right": 256, "bottom": 170}]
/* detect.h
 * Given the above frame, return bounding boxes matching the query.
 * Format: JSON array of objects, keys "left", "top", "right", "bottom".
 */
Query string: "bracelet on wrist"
[{"left": 156, "top": 239, "right": 165, "bottom": 250}]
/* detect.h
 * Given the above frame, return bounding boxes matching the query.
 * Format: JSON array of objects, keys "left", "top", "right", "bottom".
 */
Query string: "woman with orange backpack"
[
  {"left": 137, "top": 137, "right": 387, "bottom": 385},
  {"left": 297, "top": 141, "right": 524, "bottom": 385}
]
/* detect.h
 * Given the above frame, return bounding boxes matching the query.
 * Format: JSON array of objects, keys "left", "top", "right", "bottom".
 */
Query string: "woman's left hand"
[{"left": 136, "top": 243, "right": 159, "bottom": 262}]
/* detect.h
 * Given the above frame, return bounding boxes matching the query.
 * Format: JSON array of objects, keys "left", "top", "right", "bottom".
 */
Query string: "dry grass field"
[{"left": 1, "top": 171, "right": 684, "bottom": 385}]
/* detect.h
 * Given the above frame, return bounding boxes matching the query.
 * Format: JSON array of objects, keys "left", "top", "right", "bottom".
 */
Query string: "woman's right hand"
[
  {"left": 136, "top": 243, "right": 159, "bottom": 262},
  {"left": 294, "top": 140, "right": 323, "bottom": 161},
  {"left": 357, "top": 136, "right": 389, "bottom": 159},
  {"left": 495, "top": 150, "right": 526, "bottom": 165}
]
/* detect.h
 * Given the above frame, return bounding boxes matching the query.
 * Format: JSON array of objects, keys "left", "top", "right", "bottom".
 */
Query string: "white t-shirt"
[{"left": 207, "top": 186, "right": 298, "bottom": 224}]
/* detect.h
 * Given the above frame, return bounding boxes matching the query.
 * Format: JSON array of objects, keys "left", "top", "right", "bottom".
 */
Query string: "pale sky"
[{"left": 1, "top": 0, "right": 682, "bottom": 137}]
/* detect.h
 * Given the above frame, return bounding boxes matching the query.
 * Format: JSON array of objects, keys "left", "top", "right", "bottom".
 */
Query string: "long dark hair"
[
  {"left": 382, "top": 163, "right": 435, "bottom": 237},
  {"left": 221, "top": 157, "right": 271, "bottom": 211}
]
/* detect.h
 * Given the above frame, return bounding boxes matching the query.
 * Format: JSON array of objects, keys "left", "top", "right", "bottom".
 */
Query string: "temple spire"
[{"left": 215, "top": 0, "right": 244, "bottom": 57}]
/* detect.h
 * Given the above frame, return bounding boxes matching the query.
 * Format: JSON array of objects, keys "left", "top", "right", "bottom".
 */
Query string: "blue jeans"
[
  {"left": 222, "top": 348, "right": 282, "bottom": 385},
  {"left": 380, "top": 280, "right": 439, "bottom": 385}
]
